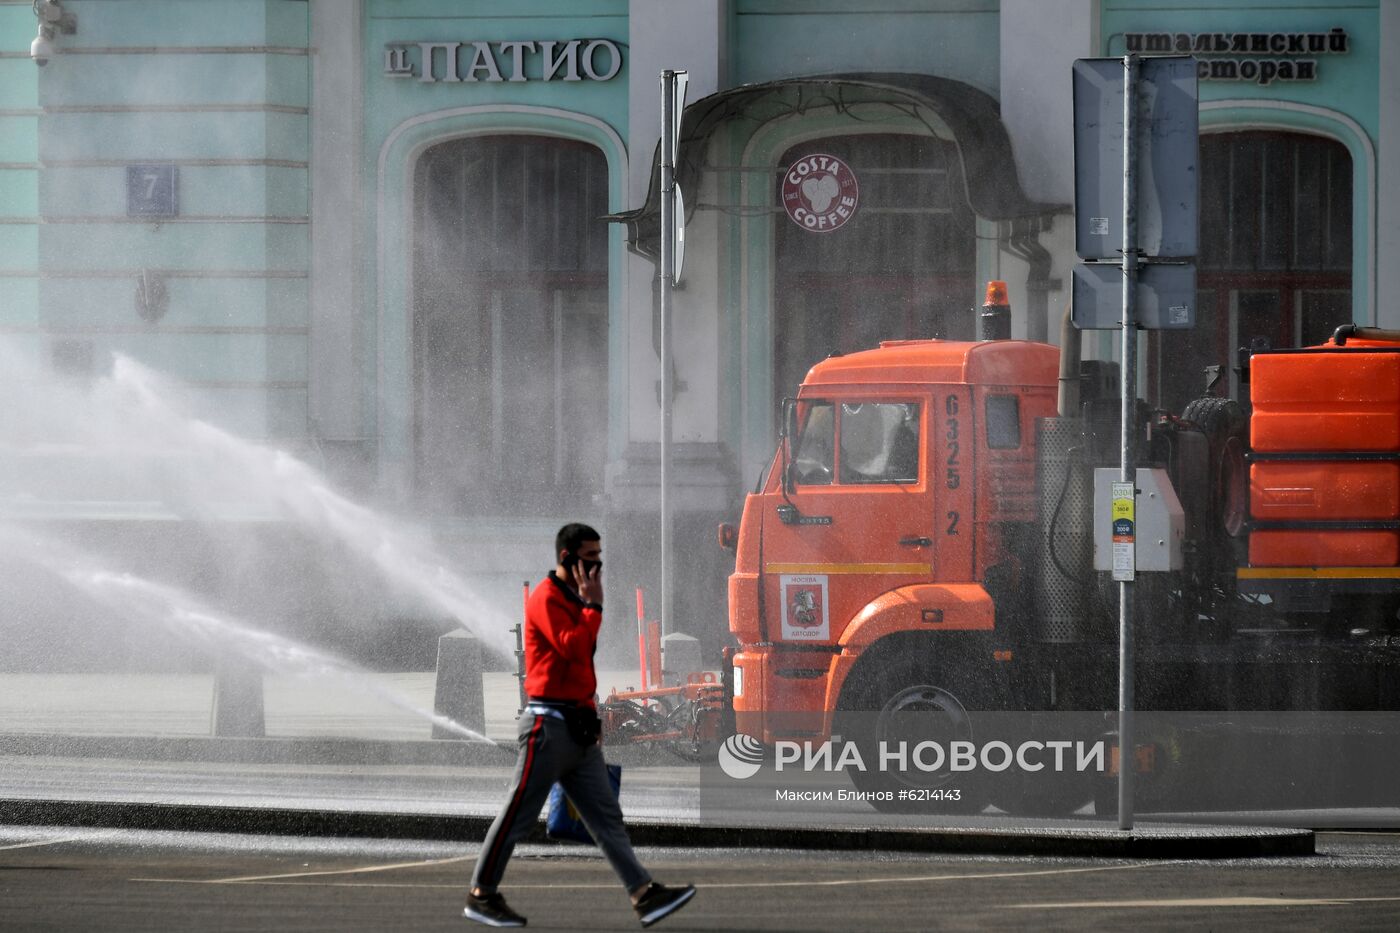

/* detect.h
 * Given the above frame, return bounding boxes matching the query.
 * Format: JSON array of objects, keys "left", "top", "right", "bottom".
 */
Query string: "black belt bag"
[{"left": 562, "top": 706, "right": 603, "bottom": 747}]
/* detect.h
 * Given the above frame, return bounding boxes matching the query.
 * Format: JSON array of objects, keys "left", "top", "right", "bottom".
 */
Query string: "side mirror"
[
  {"left": 717, "top": 522, "right": 738, "bottom": 550},
  {"left": 781, "top": 398, "right": 799, "bottom": 441},
  {"left": 780, "top": 398, "right": 799, "bottom": 496}
]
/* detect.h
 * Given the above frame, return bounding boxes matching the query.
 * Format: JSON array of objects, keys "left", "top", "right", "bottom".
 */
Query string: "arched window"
[
  {"left": 412, "top": 135, "right": 609, "bottom": 515},
  {"left": 771, "top": 134, "right": 976, "bottom": 408},
  {"left": 1154, "top": 131, "right": 1352, "bottom": 412}
]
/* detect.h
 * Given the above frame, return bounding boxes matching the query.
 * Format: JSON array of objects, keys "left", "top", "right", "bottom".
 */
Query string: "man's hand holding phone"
[{"left": 570, "top": 557, "right": 604, "bottom": 608}]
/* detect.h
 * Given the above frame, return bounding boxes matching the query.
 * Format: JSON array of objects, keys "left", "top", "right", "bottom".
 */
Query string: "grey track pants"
[{"left": 470, "top": 712, "right": 651, "bottom": 895}]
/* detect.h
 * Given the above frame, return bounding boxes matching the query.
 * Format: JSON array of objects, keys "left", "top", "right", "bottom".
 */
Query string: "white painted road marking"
[
  {"left": 137, "top": 854, "right": 476, "bottom": 884},
  {"left": 0, "top": 833, "right": 110, "bottom": 852},
  {"left": 135, "top": 861, "right": 1152, "bottom": 888},
  {"left": 616, "top": 863, "right": 1156, "bottom": 889},
  {"left": 1322, "top": 831, "right": 1400, "bottom": 837},
  {"left": 129, "top": 861, "right": 1400, "bottom": 910},
  {"left": 1006, "top": 895, "right": 1400, "bottom": 909}
]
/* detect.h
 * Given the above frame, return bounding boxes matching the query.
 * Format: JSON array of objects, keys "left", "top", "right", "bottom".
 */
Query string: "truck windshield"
[{"left": 791, "top": 401, "right": 920, "bottom": 486}]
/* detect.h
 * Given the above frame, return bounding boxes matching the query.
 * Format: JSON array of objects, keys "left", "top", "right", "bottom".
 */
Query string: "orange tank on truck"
[{"left": 1248, "top": 329, "right": 1400, "bottom": 568}]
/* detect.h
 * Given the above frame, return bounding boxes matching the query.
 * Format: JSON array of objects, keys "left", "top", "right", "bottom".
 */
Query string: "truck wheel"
[
  {"left": 989, "top": 756, "right": 1094, "bottom": 817},
  {"left": 1182, "top": 395, "right": 1246, "bottom": 438},
  {"left": 1181, "top": 396, "right": 1249, "bottom": 539},
  {"left": 1092, "top": 775, "right": 1118, "bottom": 820},
  {"left": 839, "top": 656, "right": 989, "bottom": 815}
]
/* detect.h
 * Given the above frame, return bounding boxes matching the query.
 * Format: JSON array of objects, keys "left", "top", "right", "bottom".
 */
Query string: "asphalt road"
[{"left": 3, "top": 827, "right": 1400, "bottom": 932}]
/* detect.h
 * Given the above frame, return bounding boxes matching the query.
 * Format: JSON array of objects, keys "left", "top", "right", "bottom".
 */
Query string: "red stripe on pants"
[{"left": 481, "top": 714, "right": 544, "bottom": 883}]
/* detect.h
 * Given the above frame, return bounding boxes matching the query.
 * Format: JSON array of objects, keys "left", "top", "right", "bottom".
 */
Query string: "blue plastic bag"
[{"left": 545, "top": 764, "right": 622, "bottom": 844}]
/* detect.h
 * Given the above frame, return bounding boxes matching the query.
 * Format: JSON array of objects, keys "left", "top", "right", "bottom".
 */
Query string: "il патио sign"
[
  {"left": 383, "top": 39, "right": 623, "bottom": 83},
  {"left": 1124, "top": 27, "right": 1349, "bottom": 86}
]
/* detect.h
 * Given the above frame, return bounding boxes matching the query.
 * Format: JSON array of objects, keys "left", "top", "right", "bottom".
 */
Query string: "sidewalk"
[
  {"left": 0, "top": 670, "right": 1319, "bottom": 859},
  {"left": 0, "top": 671, "right": 534, "bottom": 743}
]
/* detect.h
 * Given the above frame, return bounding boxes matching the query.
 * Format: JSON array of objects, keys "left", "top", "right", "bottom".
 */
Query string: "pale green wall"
[
  {"left": 1102, "top": 0, "right": 1381, "bottom": 327},
  {"left": 6, "top": 0, "right": 1386, "bottom": 462},
  {"left": 725, "top": 1, "right": 1004, "bottom": 471},
  {"left": 11, "top": 0, "right": 310, "bottom": 439},
  {"left": 362, "top": 0, "right": 630, "bottom": 481},
  {"left": 732, "top": 0, "right": 1001, "bottom": 93},
  {"left": 0, "top": 2, "right": 40, "bottom": 329},
  {"left": 1103, "top": 0, "right": 1378, "bottom": 129}
]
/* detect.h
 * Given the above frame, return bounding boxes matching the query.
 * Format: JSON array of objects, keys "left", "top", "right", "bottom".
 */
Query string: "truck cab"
[{"left": 729, "top": 339, "right": 1060, "bottom": 744}]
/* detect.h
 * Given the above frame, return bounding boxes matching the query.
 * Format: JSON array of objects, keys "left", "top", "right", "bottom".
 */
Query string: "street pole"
[
  {"left": 659, "top": 70, "right": 676, "bottom": 639},
  {"left": 1117, "top": 52, "right": 1139, "bottom": 832}
]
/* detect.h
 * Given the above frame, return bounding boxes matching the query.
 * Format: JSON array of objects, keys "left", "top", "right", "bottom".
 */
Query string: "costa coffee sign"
[{"left": 781, "top": 154, "right": 859, "bottom": 233}]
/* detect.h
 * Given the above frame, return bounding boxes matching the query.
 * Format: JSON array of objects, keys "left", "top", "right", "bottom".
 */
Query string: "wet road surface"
[{"left": 3, "top": 827, "right": 1400, "bottom": 931}]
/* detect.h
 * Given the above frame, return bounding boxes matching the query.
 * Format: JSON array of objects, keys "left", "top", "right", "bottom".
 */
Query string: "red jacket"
[{"left": 523, "top": 572, "right": 603, "bottom": 707}]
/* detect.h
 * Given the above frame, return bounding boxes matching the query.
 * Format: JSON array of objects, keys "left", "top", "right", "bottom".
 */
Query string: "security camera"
[
  {"left": 30, "top": 30, "right": 55, "bottom": 66},
  {"left": 29, "top": 0, "right": 75, "bottom": 67}
]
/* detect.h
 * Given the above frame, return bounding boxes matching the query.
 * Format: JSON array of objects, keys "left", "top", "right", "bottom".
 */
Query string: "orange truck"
[
  {"left": 601, "top": 310, "right": 1400, "bottom": 810},
  {"left": 596, "top": 312, "right": 1400, "bottom": 806}
]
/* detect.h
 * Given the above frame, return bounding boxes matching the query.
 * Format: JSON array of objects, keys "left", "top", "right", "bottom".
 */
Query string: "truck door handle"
[{"left": 899, "top": 536, "right": 932, "bottom": 547}]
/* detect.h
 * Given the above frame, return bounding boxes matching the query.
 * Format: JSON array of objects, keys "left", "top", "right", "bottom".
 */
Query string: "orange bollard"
[
  {"left": 636, "top": 587, "right": 649, "bottom": 690},
  {"left": 514, "top": 580, "right": 531, "bottom": 713},
  {"left": 647, "top": 621, "right": 663, "bottom": 688}
]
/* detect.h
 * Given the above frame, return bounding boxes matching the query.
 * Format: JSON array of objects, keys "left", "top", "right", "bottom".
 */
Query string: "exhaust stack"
[{"left": 1058, "top": 303, "right": 1082, "bottom": 417}]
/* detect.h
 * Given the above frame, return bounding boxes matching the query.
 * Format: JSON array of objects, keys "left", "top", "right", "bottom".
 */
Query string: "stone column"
[
  {"left": 309, "top": 0, "right": 370, "bottom": 484},
  {"left": 1378, "top": 1, "right": 1400, "bottom": 329},
  {"left": 999, "top": 0, "right": 1096, "bottom": 343}
]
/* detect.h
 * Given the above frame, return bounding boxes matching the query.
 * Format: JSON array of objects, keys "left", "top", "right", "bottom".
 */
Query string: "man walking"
[{"left": 465, "top": 523, "right": 696, "bottom": 928}]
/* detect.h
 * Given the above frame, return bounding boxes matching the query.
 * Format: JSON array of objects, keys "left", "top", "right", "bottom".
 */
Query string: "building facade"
[{"left": 3, "top": 0, "right": 1397, "bottom": 664}]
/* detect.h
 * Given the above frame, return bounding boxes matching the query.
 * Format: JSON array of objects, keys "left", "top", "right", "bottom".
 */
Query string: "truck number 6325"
[{"left": 944, "top": 395, "right": 961, "bottom": 489}]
